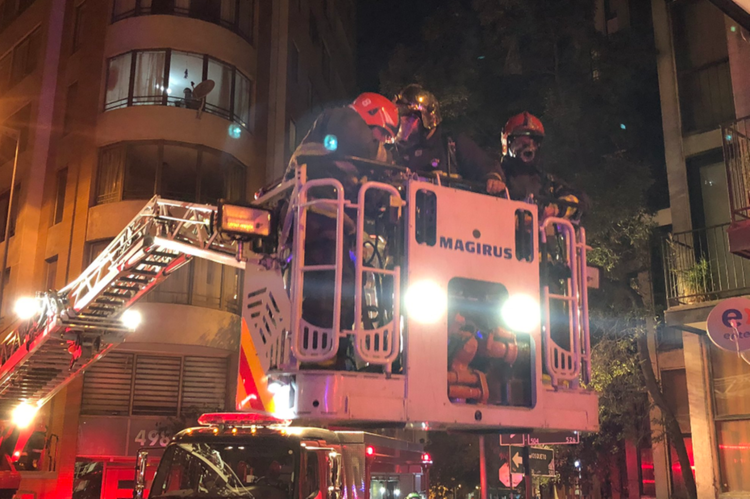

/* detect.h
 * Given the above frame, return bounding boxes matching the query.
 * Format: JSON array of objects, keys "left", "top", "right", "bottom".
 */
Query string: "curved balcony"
[
  {"left": 103, "top": 48, "right": 253, "bottom": 131},
  {"left": 111, "top": 0, "right": 255, "bottom": 45}
]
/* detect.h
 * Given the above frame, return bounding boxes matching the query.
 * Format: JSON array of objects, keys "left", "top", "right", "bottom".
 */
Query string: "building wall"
[
  {"left": 651, "top": 0, "right": 750, "bottom": 498},
  {"left": 0, "top": 0, "right": 356, "bottom": 498}
]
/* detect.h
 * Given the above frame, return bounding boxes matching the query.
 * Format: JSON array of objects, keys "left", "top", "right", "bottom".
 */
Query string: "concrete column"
[
  {"left": 651, "top": 0, "right": 692, "bottom": 233},
  {"left": 647, "top": 323, "right": 672, "bottom": 499},
  {"left": 683, "top": 332, "right": 720, "bottom": 499},
  {"left": 624, "top": 441, "right": 640, "bottom": 499},
  {"left": 16, "top": 0, "right": 67, "bottom": 293}
]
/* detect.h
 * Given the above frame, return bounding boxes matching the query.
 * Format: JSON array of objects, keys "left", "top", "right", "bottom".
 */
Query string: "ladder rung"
[
  {"left": 301, "top": 265, "right": 336, "bottom": 271},
  {"left": 102, "top": 292, "right": 129, "bottom": 299},
  {"left": 140, "top": 260, "right": 169, "bottom": 267},
  {"left": 129, "top": 269, "right": 158, "bottom": 276},
  {"left": 119, "top": 277, "right": 150, "bottom": 284},
  {"left": 111, "top": 284, "right": 139, "bottom": 291},
  {"left": 148, "top": 251, "right": 177, "bottom": 258}
]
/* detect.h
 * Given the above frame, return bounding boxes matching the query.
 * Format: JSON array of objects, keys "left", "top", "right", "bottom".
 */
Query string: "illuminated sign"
[
  {"left": 217, "top": 202, "right": 272, "bottom": 238},
  {"left": 706, "top": 297, "right": 750, "bottom": 352}
]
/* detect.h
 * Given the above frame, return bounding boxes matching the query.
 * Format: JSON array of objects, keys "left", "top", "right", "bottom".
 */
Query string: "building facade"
[
  {"left": 0, "top": 0, "right": 355, "bottom": 498},
  {"left": 650, "top": 0, "right": 750, "bottom": 497}
]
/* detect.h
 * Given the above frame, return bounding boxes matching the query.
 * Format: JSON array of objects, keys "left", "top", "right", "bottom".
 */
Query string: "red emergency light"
[
  {"left": 197, "top": 411, "right": 287, "bottom": 427},
  {"left": 366, "top": 446, "right": 375, "bottom": 456},
  {"left": 421, "top": 453, "right": 432, "bottom": 464}
]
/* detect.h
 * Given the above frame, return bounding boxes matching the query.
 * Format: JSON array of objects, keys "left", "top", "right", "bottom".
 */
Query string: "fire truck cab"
[{"left": 135, "top": 413, "right": 430, "bottom": 499}]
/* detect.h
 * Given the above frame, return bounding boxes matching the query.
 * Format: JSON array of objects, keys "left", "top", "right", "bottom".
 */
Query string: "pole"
[
  {"left": 522, "top": 445, "right": 532, "bottom": 499},
  {"left": 478, "top": 436, "right": 487, "bottom": 499},
  {"left": 0, "top": 130, "right": 20, "bottom": 318}
]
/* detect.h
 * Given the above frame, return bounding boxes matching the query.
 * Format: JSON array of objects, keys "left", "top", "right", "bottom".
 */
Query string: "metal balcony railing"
[
  {"left": 723, "top": 116, "right": 750, "bottom": 222},
  {"left": 662, "top": 223, "right": 750, "bottom": 307}
]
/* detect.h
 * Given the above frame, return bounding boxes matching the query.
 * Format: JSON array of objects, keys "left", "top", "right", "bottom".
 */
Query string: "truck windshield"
[{"left": 150, "top": 438, "right": 297, "bottom": 499}]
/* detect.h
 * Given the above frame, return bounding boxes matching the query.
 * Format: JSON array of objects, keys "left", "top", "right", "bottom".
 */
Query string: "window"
[
  {"left": 72, "top": 2, "right": 86, "bottom": 52},
  {"left": 711, "top": 342, "right": 750, "bottom": 493},
  {"left": 0, "top": 0, "right": 37, "bottom": 34},
  {"left": 95, "top": 141, "right": 246, "bottom": 205},
  {"left": 63, "top": 82, "right": 78, "bottom": 135},
  {"left": 0, "top": 104, "right": 31, "bottom": 165},
  {"left": 9, "top": 28, "right": 41, "bottom": 88},
  {"left": 104, "top": 49, "right": 253, "bottom": 129},
  {"left": 0, "top": 268, "right": 9, "bottom": 317},
  {"left": 81, "top": 352, "right": 229, "bottom": 416},
  {"left": 52, "top": 168, "right": 67, "bottom": 225},
  {"left": 111, "top": 0, "right": 255, "bottom": 43},
  {"left": 86, "top": 239, "right": 111, "bottom": 266},
  {"left": 671, "top": 0, "right": 734, "bottom": 132},
  {"left": 145, "top": 258, "right": 241, "bottom": 313},
  {"left": 104, "top": 52, "right": 133, "bottom": 110},
  {"left": 289, "top": 41, "right": 299, "bottom": 83},
  {"left": 44, "top": 256, "right": 57, "bottom": 290},
  {"left": 0, "top": 52, "right": 11, "bottom": 94},
  {"left": 0, "top": 184, "right": 21, "bottom": 241},
  {"left": 132, "top": 50, "right": 166, "bottom": 105}
]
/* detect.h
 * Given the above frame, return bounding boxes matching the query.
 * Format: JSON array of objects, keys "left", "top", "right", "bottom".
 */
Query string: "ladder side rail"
[
  {"left": 353, "top": 181, "right": 403, "bottom": 368},
  {"left": 290, "top": 178, "right": 346, "bottom": 362},
  {"left": 540, "top": 217, "right": 581, "bottom": 386},
  {"left": 578, "top": 227, "right": 591, "bottom": 384},
  {"left": 62, "top": 197, "right": 161, "bottom": 300}
]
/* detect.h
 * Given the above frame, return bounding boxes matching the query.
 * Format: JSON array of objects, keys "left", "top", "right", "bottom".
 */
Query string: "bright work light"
[{"left": 500, "top": 294, "right": 540, "bottom": 333}]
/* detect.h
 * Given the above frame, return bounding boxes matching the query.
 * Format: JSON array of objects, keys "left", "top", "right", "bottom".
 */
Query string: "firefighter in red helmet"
[
  {"left": 281, "top": 93, "right": 400, "bottom": 370},
  {"left": 501, "top": 111, "right": 586, "bottom": 221}
]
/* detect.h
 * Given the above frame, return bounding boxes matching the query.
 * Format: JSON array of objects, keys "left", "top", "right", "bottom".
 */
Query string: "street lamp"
[{"left": 0, "top": 127, "right": 20, "bottom": 320}]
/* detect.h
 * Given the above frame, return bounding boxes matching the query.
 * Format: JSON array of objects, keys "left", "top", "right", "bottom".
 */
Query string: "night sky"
[{"left": 356, "top": 0, "right": 449, "bottom": 92}]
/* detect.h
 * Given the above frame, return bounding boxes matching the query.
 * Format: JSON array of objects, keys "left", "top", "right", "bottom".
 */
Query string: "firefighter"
[
  {"left": 500, "top": 111, "right": 586, "bottom": 221},
  {"left": 285, "top": 93, "right": 399, "bottom": 370},
  {"left": 393, "top": 84, "right": 506, "bottom": 194}
]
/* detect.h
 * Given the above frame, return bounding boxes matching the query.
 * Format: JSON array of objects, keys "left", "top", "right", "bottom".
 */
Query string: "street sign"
[
  {"left": 525, "top": 431, "right": 579, "bottom": 446},
  {"left": 509, "top": 446, "right": 555, "bottom": 477},
  {"left": 498, "top": 463, "right": 523, "bottom": 487},
  {"left": 499, "top": 434, "right": 525, "bottom": 445},
  {"left": 706, "top": 297, "right": 750, "bottom": 352},
  {"left": 501, "top": 432, "right": 579, "bottom": 446},
  {"left": 509, "top": 446, "right": 525, "bottom": 473}
]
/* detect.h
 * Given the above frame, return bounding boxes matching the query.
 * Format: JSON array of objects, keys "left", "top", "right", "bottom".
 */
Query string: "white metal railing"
[{"left": 540, "top": 218, "right": 591, "bottom": 388}]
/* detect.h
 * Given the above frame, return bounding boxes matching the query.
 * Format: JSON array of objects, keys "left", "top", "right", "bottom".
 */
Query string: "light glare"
[
  {"left": 500, "top": 294, "right": 540, "bottom": 333},
  {"left": 15, "top": 297, "right": 40, "bottom": 320},
  {"left": 121, "top": 309, "right": 142, "bottom": 330},
  {"left": 12, "top": 402, "right": 38, "bottom": 429},
  {"left": 405, "top": 280, "right": 445, "bottom": 324}
]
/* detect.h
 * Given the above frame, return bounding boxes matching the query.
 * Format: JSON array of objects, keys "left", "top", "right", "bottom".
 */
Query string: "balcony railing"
[
  {"left": 723, "top": 116, "right": 750, "bottom": 222},
  {"left": 662, "top": 223, "right": 750, "bottom": 307}
]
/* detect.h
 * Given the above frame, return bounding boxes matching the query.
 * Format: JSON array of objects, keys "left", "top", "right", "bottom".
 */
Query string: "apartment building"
[
  {"left": 650, "top": 0, "right": 750, "bottom": 497},
  {"left": 0, "top": 0, "right": 355, "bottom": 498}
]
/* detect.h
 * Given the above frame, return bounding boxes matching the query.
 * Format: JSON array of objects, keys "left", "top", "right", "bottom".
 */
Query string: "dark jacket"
[
  {"left": 396, "top": 126, "right": 504, "bottom": 183},
  {"left": 501, "top": 155, "right": 588, "bottom": 219},
  {"left": 285, "top": 106, "right": 381, "bottom": 184}
]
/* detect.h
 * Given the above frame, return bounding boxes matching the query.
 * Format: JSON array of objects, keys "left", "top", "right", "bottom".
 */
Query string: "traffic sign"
[
  {"left": 509, "top": 446, "right": 555, "bottom": 476},
  {"left": 706, "top": 298, "right": 750, "bottom": 352},
  {"left": 499, "top": 434, "right": 525, "bottom": 445},
  {"left": 501, "top": 432, "right": 579, "bottom": 446},
  {"left": 498, "top": 463, "right": 523, "bottom": 487},
  {"left": 526, "top": 431, "right": 579, "bottom": 446}
]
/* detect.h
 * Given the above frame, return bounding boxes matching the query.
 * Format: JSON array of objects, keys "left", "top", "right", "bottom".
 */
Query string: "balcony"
[
  {"left": 722, "top": 117, "right": 750, "bottom": 256},
  {"left": 112, "top": 0, "right": 255, "bottom": 45},
  {"left": 662, "top": 223, "right": 750, "bottom": 307}
]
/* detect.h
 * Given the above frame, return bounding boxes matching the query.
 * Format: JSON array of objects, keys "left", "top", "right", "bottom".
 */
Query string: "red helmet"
[
  {"left": 501, "top": 112, "right": 545, "bottom": 155},
  {"left": 351, "top": 93, "right": 399, "bottom": 142}
]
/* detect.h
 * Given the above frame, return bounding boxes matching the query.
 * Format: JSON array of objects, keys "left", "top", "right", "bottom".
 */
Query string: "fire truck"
[
  {"left": 133, "top": 412, "right": 431, "bottom": 499},
  {"left": 0, "top": 157, "right": 597, "bottom": 497}
]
